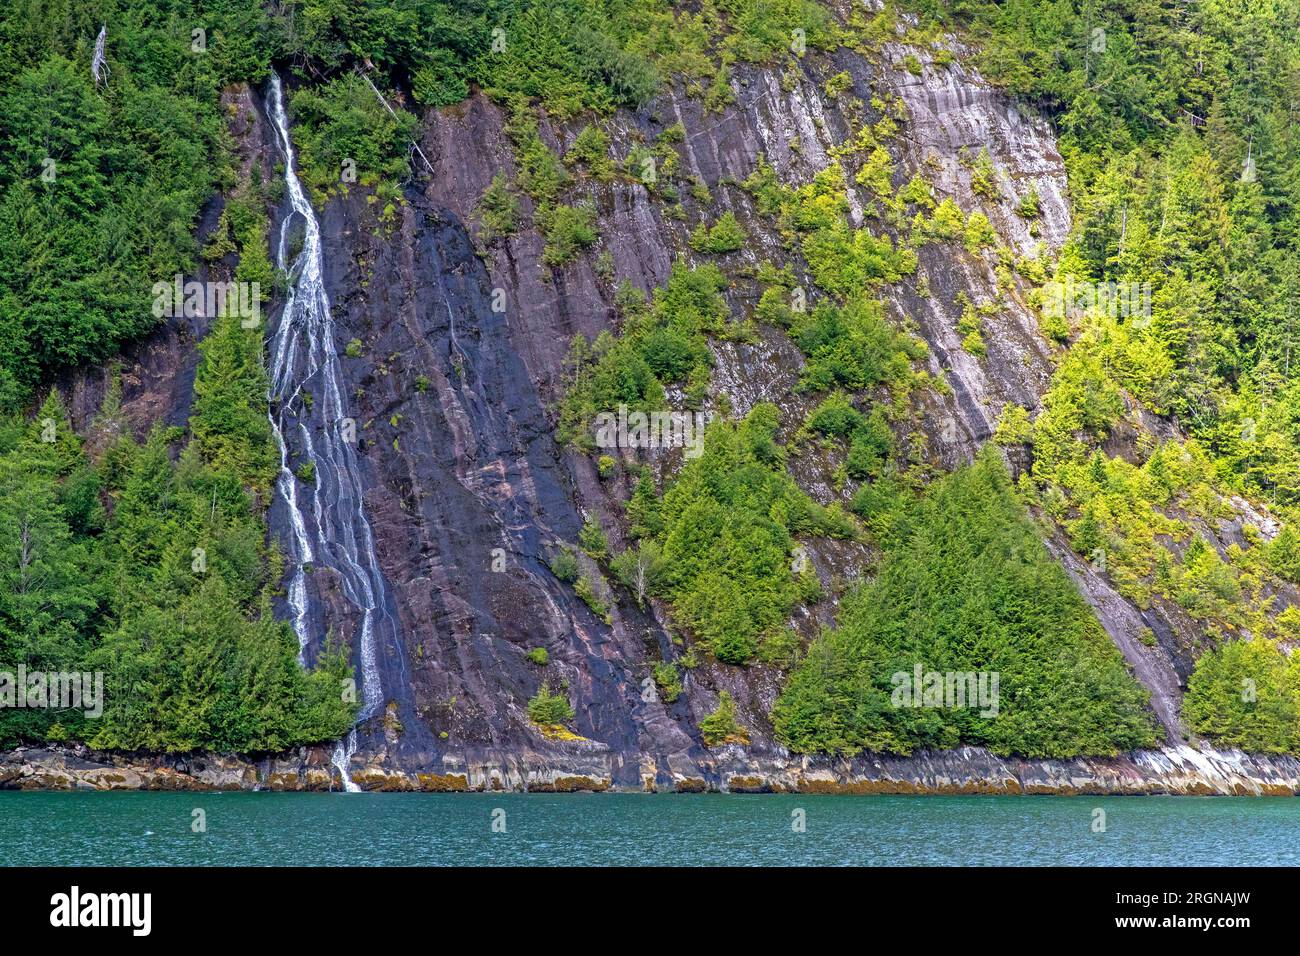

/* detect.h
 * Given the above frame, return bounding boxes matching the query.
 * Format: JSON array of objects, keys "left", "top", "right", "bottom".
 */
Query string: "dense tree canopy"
[
  {"left": 0, "top": 322, "right": 355, "bottom": 750},
  {"left": 774, "top": 450, "right": 1159, "bottom": 757}
]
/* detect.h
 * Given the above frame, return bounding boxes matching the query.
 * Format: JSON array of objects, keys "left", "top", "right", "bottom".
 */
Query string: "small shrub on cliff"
[
  {"left": 653, "top": 661, "right": 683, "bottom": 702},
  {"left": 789, "top": 299, "right": 926, "bottom": 395},
  {"left": 845, "top": 409, "right": 892, "bottom": 479},
  {"left": 783, "top": 166, "right": 917, "bottom": 297},
  {"left": 993, "top": 404, "right": 1033, "bottom": 447},
  {"left": 549, "top": 548, "right": 580, "bottom": 584},
  {"left": 477, "top": 174, "right": 519, "bottom": 241},
  {"left": 506, "top": 108, "right": 569, "bottom": 209},
  {"left": 528, "top": 682, "right": 575, "bottom": 727},
  {"left": 755, "top": 286, "right": 796, "bottom": 327},
  {"left": 963, "top": 212, "right": 998, "bottom": 255},
  {"left": 700, "top": 691, "right": 749, "bottom": 745},
  {"left": 923, "top": 198, "right": 966, "bottom": 242},
  {"left": 823, "top": 71, "right": 853, "bottom": 99},
  {"left": 689, "top": 211, "right": 746, "bottom": 254},
  {"left": 626, "top": 470, "right": 664, "bottom": 539},
  {"left": 957, "top": 297, "right": 987, "bottom": 355},
  {"left": 611, "top": 540, "right": 667, "bottom": 607},
  {"left": 1017, "top": 186, "right": 1041, "bottom": 220},
  {"left": 579, "top": 517, "right": 610, "bottom": 558},
  {"left": 970, "top": 148, "right": 1001, "bottom": 201},
  {"left": 541, "top": 203, "right": 598, "bottom": 266},
  {"left": 564, "top": 125, "right": 614, "bottom": 179},
  {"left": 574, "top": 573, "right": 613, "bottom": 623},
  {"left": 805, "top": 392, "right": 864, "bottom": 438}
]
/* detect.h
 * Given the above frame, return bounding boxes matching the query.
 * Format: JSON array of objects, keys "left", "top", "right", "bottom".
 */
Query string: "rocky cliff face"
[
  {"left": 41, "top": 16, "right": 1291, "bottom": 792},
  {"left": 297, "top": 34, "right": 1062, "bottom": 787},
  {"left": 318, "top": 26, "right": 1167, "bottom": 787}
]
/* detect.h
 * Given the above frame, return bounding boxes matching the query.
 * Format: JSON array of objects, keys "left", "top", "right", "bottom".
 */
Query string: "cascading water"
[
  {"left": 265, "top": 71, "right": 398, "bottom": 793},
  {"left": 330, "top": 728, "right": 359, "bottom": 793}
]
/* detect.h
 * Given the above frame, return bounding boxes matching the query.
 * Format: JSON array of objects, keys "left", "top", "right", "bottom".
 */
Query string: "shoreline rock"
[{"left": 3, "top": 744, "right": 1297, "bottom": 796}]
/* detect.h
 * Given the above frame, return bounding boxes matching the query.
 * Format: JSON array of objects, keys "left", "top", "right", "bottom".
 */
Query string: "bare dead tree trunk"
[
  {"left": 634, "top": 555, "right": 648, "bottom": 607},
  {"left": 92, "top": 25, "right": 110, "bottom": 89},
  {"left": 356, "top": 67, "right": 434, "bottom": 175},
  {"left": 18, "top": 514, "right": 33, "bottom": 595}
]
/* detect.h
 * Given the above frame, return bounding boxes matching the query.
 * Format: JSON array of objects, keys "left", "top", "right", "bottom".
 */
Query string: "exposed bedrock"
[{"left": 7, "top": 743, "right": 1300, "bottom": 797}]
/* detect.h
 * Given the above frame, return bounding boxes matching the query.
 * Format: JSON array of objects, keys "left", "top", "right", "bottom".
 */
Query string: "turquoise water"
[{"left": 1, "top": 792, "right": 1296, "bottom": 866}]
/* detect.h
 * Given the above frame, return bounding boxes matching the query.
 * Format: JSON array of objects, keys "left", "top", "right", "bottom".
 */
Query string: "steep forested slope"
[{"left": 2, "top": 0, "right": 1300, "bottom": 790}]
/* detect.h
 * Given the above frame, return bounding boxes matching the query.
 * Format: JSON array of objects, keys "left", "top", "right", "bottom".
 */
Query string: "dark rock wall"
[{"left": 347, "top": 36, "right": 1082, "bottom": 779}]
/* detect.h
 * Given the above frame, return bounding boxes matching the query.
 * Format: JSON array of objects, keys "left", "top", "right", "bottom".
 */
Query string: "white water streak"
[
  {"left": 265, "top": 72, "right": 391, "bottom": 756},
  {"left": 331, "top": 728, "right": 361, "bottom": 793}
]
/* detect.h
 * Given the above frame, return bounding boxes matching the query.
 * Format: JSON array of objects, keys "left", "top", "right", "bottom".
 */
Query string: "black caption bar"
[{"left": 0, "top": 866, "right": 1274, "bottom": 943}]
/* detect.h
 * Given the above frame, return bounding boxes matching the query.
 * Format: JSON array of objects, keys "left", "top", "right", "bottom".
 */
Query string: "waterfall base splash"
[{"left": 331, "top": 730, "right": 360, "bottom": 793}]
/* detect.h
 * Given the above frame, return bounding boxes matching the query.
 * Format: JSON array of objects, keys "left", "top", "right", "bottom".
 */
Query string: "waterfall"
[
  {"left": 330, "top": 728, "right": 361, "bottom": 794},
  {"left": 265, "top": 71, "right": 392, "bottom": 792}
]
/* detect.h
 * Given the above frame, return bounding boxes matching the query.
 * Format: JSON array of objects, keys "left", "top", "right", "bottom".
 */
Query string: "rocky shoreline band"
[{"left": 3, "top": 744, "right": 1299, "bottom": 796}]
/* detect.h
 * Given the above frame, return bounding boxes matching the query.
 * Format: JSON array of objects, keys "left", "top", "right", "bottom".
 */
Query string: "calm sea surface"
[{"left": 1, "top": 792, "right": 1296, "bottom": 866}]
